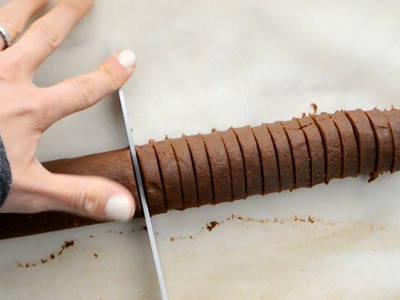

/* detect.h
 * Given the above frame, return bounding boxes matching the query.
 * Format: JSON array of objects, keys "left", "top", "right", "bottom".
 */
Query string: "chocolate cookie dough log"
[
  {"left": 218, "top": 129, "right": 246, "bottom": 200},
  {"left": 136, "top": 144, "right": 166, "bottom": 215},
  {"left": 266, "top": 122, "right": 295, "bottom": 191},
  {"left": 170, "top": 137, "right": 198, "bottom": 209},
  {"left": 43, "top": 148, "right": 141, "bottom": 215},
  {"left": 153, "top": 140, "right": 183, "bottom": 211},
  {"left": 251, "top": 125, "right": 280, "bottom": 194},
  {"left": 296, "top": 116, "right": 325, "bottom": 186},
  {"left": 201, "top": 132, "right": 232, "bottom": 203},
  {"left": 0, "top": 148, "right": 142, "bottom": 239},
  {"left": 329, "top": 111, "right": 359, "bottom": 178},
  {"left": 383, "top": 109, "right": 400, "bottom": 173},
  {"left": 233, "top": 126, "right": 263, "bottom": 196},
  {"left": 185, "top": 134, "right": 214, "bottom": 206},
  {"left": 366, "top": 109, "right": 393, "bottom": 175},
  {"left": 312, "top": 113, "right": 342, "bottom": 183},
  {"left": 345, "top": 109, "right": 376, "bottom": 175},
  {"left": 281, "top": 119, "right": 311, "bottom": 188}
]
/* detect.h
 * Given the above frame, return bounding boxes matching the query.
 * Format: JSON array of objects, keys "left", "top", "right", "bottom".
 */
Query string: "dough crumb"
[
  {"left": 206, "top": 221, "right": 220, "bottom": 231},
  {"left": 311, "top": 103, "right": 317, "bottom": 114}
]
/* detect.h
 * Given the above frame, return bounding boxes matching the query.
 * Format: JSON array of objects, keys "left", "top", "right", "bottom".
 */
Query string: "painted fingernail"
[
  {"left": 105, "top": 194, "right": 133, "bottom": 221},
  {"left": 117, "top": 50, "right": 136, "bottom": 68}
]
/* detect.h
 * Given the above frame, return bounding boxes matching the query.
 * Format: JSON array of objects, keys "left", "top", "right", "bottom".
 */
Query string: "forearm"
[{"left": 0, "top": 133, "right": 11, "bottom": 207}]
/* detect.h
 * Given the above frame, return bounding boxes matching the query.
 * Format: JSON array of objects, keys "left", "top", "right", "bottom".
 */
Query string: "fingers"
[
  {"left": 40, "top": 50, "right": 136, "bottom": 129},
  {"left": 0, "top": 0, "right": 48, "bottom": 50},
  {"left": 0, "top": 160, "right": 135, "bottom": 221},
  {"left": 39, "top": 171, "right": 136, "bottom": 221},
  {"left": 12, "top": 0, "right": 93, "bottom": 73}
]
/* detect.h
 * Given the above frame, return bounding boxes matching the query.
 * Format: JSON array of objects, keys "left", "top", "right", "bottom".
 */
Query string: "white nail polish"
[
  {"left": 117, "top": 50, "right": 136, "bottom": 68},
  {"left": 105, "top": 194, "right": 132, "bottom": 221}
]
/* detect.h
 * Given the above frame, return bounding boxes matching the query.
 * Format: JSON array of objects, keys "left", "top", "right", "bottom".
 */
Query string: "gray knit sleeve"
[{"left": 0, "top": 134, "right": 11, "bottom": 207}]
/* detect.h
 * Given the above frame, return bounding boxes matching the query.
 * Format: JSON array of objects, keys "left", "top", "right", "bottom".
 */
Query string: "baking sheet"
[{"left": 2, "top": 0, "right": 400, "bottom": 299}]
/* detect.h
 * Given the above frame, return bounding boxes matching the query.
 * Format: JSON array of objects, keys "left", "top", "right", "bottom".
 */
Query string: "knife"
[{"left": 118, "top": 88, "right": 169, "bottom": 300}]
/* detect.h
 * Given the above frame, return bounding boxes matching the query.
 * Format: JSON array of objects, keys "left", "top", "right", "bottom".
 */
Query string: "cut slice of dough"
[
  {"left": 366, "top": 109, "right": 393, "bottom": 175},
  {"left": 296, "top": 116, "right": 326, "bottom": 186},
  {"left": 345, "top": 110, "right": 376, "bottom": 174},
  {"left": 252, "top": 125, "right": 280, "bottom": 194},
  {"left": 202, "top": 132, "right": 232, "bottom": 204},
  {"left": 313, "top": 113, "right": 342, "bottom": 183},
  {"left": 281, "top": 119, "right": 311, "bottom": 189},
  {"left": 170, "top": 137, "right": 198, "bottom": 209},
  {"left": 329, "top": 111, "right": 359, "bottom": 178},
  {"left": 185, "top": 134, "right": 214, "bottom": 206},
  {"left": 136, "top": 144, "right": 166, "bottom": 215},
  {"left": 218, "top": 129, "right": 246, "bottom": 200},
  {"left": 153, "top": 140, "right": 183, "bottom": 211},
  {"left": 267, "top": 122, "right": 295, "bottom": 191},
  {"left": 233, "top": 126, "right": 263, "bottom": 196},
  {"left": 383, "top": 109, "right": 400, "bottom": 173}
]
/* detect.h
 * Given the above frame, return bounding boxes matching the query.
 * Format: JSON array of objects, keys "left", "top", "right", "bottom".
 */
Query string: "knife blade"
[{"left": 118, "top": 88, "right": 168, "bottom": 300}]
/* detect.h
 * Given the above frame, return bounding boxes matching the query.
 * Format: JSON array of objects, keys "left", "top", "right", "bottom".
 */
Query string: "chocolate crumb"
[
  {"left": 64, "top": 240, "right": 74, "bottom": 248},
  {"left": 206, "top": 221, "right": 220, "bottom": 232},
  {"left": 94, "top": 254, "right": 98, "bottom": 258},
  {"left": 58, "top": 240, "right": 75, "bottom": 256},
  {"left": 311, "top": 103, "right": 318, "bottom": 114},
  {"left": 50, "top": 254, "right": 55, "bottom": 260}
]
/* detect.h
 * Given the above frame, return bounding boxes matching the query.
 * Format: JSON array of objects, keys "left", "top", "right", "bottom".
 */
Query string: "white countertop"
[{"left": 2, "top": 0, "right": 400, "bottom": 299}]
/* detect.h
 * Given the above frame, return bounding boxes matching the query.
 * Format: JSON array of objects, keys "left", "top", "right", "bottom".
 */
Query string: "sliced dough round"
[
  {"left": 281, "top": 119, "right": 311, "bottom": 188},
  {"left": 185, "top": 134, "right": 214, "bottom": 206},
  {"left": 296, "top": 116, "right": 326, "bottom": 186},
  {"left": 267, "top": 122, "right": 295, "bottom": 191},
  {"left": 252, "top": 125, "right": 280, "bottom": 194},
  {"left": 153, "top": 140, "right": 183, "bottom": 211},
  {"left": 366, "top": 109, "right": 393, "bottom": 175},
  {"left": 202, "top": 132, "right": 232, "bottom": 203},
  {"left": 233, "top": 126, "right": 263, "bottom": 196},
  {"left": 170, "top": 137, "right": 198, "bottom": 209},
  {"left": 136, "top": 144, "right": 166, "bottom": 215},
  {"left": 218, "top": 129, "right": 246, "bottom": 200},
  {"left": 383, "top": 109, "right": 400, "bottom": 173},
  {"left": 329, "top": 111, "right": 359, "bottom": 178},
  {"left": 313, "top": 113, "right": 342, "bottom": 183},
  {"left": 345, "top": 109, "right": 376, "bottom": 174}
]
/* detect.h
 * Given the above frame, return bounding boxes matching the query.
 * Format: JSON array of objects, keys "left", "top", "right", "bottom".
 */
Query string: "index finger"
[{"left": 39, "top": 50, "right": 136, "bottom": 130}]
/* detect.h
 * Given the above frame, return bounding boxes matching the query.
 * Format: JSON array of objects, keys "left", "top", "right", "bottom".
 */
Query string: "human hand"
[{"left": 0, "top": 0, "right": 137, "bottom": 221}]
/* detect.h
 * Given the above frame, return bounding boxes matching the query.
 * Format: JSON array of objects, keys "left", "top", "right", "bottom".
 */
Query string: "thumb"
[{"left": 42, "top": 171, "right": 136, "bottom": 221}]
